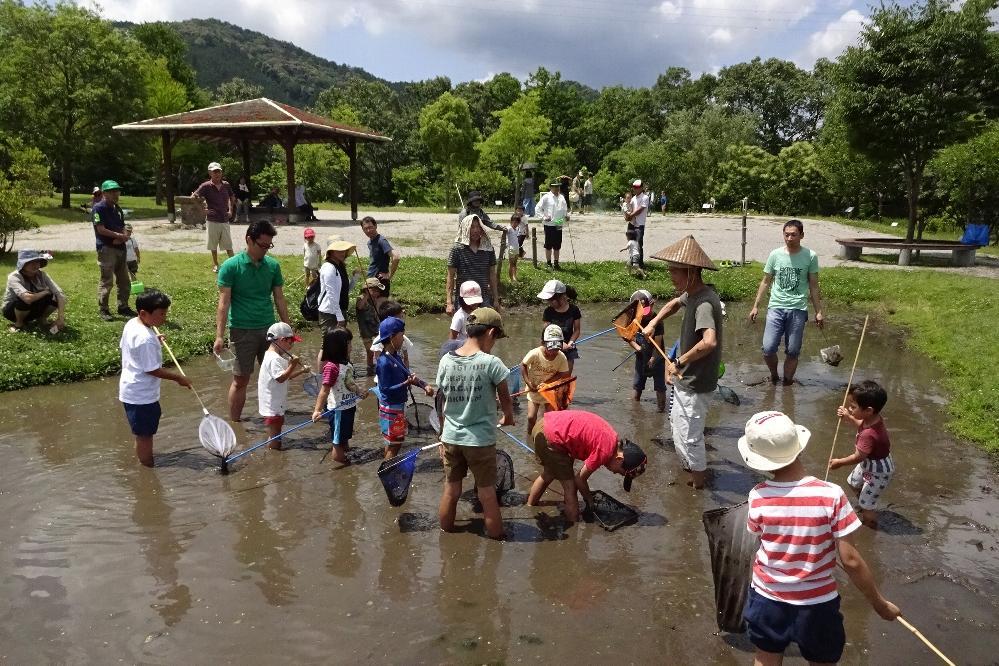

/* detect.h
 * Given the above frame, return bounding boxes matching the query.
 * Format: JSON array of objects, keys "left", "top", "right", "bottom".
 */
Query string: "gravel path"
[{"left": 19, "top": 209, "right": 998, "bottom": 277}]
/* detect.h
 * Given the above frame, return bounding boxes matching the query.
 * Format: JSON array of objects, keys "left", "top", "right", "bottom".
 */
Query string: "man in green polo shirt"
[{"left": 214, "top": 220, "right": 292, "bottom": 421}]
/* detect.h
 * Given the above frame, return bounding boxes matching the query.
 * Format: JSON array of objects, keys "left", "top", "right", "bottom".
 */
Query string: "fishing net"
[
  {"left": 303, "top": 373, "right": 321, "bottom": 398},
  {"left": 588, "top": 490, "right": 639, "bottom": 531},
  {"left": 536, "top": 376, "right": 577, "bottom": 410},
  {"left": 506, "top": 365, "right": 522, "bottom": 395},
  {"left": 495, "top": 449, "right": 515, "bottom": 497},
  {"left": 612, "top": 301, "right": 643, "bottom": 343},
  {"left": 702, "top": 501, "right": 760, "bottom": 633},
  {"left": 199, "top": 412, "right": 237, "bottom": 459},
  {"left": 406, "top": 401, "right": 435, "bottom": 431},
  {"left": 378, "top": 453, "right": 418, "bottom": 507}
]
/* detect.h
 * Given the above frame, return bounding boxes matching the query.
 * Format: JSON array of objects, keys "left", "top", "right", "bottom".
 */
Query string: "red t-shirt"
[
  {"left": 856, "top": 418, "right": 891, "bottom": 459},
  {"left": 543, "top": 410, "right": 618, "bottom": 471}
]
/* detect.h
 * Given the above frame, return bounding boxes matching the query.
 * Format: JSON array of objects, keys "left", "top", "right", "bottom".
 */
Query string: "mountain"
[{"left": 167, "top": 18, "right": 388, "bottom": 107}]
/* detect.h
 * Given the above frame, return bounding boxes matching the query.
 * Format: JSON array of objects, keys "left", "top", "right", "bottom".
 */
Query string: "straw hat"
[
  {"left": 651, "top": 235, "right": 718, "bottom": 270},
  {"left": 325, "top": 238, "right": 356, "bottom": 254}
]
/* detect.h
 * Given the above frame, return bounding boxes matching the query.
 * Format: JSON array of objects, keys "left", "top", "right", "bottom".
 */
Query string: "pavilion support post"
[
  {"left": 347, "top": 139, "right": 358, "bottom": 221},
  {"left": 162, "top": 130, "right": 175, "bottom": 223},
  {"left": 282, "top": 133, "right": 297, "bottom": 224},
  {"left": 240, "top": 139, "right": 252, "bottom": 192}
]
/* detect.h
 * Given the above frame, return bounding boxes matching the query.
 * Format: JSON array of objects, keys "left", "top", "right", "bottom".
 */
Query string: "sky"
[{"left": 83, "top": 0, "right": 926, "bottom": 88}]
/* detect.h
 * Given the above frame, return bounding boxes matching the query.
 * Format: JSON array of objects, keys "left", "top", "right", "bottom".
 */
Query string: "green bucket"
[{"left": 130, "top": 281, "right": 145, "bottom": 295}]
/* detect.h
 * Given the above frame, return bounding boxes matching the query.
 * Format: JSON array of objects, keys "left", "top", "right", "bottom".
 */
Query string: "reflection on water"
[{"left": 0, "top": 303, "right": 996, "bottom": 662}]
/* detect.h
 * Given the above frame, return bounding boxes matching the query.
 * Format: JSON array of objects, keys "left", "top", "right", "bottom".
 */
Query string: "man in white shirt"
[
  {"left": 583, "top": 175, "right": 593, "bottom": 214},
  {"left": 625, "top": 179, "right": 649, "bottom": 269},
  {"left": 536, "top": 180, "right": 569, "bottom": 270}
]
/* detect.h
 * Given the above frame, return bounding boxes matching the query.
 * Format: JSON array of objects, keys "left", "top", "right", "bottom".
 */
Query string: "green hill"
[{"left": 167, "top": 18, "right": 387, "bottom": 106}]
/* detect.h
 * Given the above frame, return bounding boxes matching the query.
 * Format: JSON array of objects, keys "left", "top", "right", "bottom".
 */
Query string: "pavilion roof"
[{"left": 113, "top": 98, "right": 390, "bottom": 145}]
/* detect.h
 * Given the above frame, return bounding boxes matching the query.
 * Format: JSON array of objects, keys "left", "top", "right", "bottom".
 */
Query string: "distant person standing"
[
  {"left": 361, "top": 216, "right": 401, "bottom": 296},
  {"left": 521, "top": 172, "right": 537, "bottom": 218},
  {"left": 193, "top": 161, "right": 236, "bottom": 273},
  {"left": 571, "top": 171, "right": 584, "bottom": 214},
  {"left": 624, "top": 179, "right": 649, "bottom": 269},
  {"left": 457, "top": 190, "right": 504, "bottom": 233},
  {"left": 748, "top": 219, "right": 824, "bottom": 386},
  {"left": 537, "top": 181, "right": 568, "bottom": 270},
  {"left": 583, "top": 175, "right": 593, "bottom": 214},
  {"left": 659, "top": 190, "right": 669, "bottom": 215},
  {"left": 91, "top": 179, "right": 135, "bottom": 321}
]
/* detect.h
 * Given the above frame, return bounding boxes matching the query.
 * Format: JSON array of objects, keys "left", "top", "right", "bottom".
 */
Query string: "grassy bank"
[
  {"left": 27, "top": 195, "right": 169, "bottom": 227},
  {"left": 1, "top": 252, "right": 995, "bottom": 450}
]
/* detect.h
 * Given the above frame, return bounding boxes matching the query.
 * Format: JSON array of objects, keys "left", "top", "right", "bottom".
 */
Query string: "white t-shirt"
[
  {"left": 257, "top": 349, "right": 290, "bottom": 417},
  {"left": 370, "top": 334, "right": 414, "bottom": 354},
  {"left": 583, "top": 179, "right": 593, "bottom": 195},
  {"left": 318, "top": 262, "right": 345, "bottom": 320},
  {"left": 124, "top": 237, "right": 139, "bottom": 263},
  {"left": 627, "top": 239, "right": 641, "bottom": 264},
  {"left": 303, "top": 241, "right": 322, "bottom": 269},
  {"left": 450, "top": 308, "right": 470, "bottom": 341},
  {"left": 505, "top": 225, "right": 521, "bottom": 250},
  {"left": 630, "top": 192, "right": 650, "bottom": 227},
  {"left": 119, "top": 317, "right": 162, "bottom": 404}
]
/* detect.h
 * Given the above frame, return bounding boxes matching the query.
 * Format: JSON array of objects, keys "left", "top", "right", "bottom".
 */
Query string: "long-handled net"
[
  {"left": 511, "top": 376, "right": 577, "bottom": 410},
  {"left": 612, "top": 302, "right": 683, "bottom": 378},
  {"left": 377, "top": 442, "right": 440, "bottom": 506},
  {"left": 155, "top": 328, "right": 237, "bottom": 468},
  {"left": 702, "top": 501, "right": 760, "bottom": 633}
]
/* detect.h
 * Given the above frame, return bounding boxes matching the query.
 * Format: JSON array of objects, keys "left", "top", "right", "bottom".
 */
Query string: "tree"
[
  {"left": 542, "top": 147, "right": 579, "bottom": 183},
  {"left": 837, "top": 0, "right": 999, "bottom": 242},
  {"left": 142, "top": 57, "right": 191, "bottom": 204},
  {"left": 419, "top": 92, "right": 478, "bottom": 208},
  {"left": 929, "top": 122, "right": 999, "bottom": 235},
  {"left": 214, "top": 77, "right": 264, "bottom": 104},
  {"left": 575, "top": 86, "right": 656, "bottom": 169},
  {"left": 453, "top": 73, "right": 523, "bottom": 137},
  {"left": 525, "top": 67, "right": 586, "bottom": 149},
  {"left": 712, "top": 144, "right": 777, "bottom": 211},
  {"left": 0, "top": 2, "right": 149, "bottom": 207},
  {"left": 0, "top": 137, "right": 48, "bottom": 253},
  {"left": 476, "top": 93, "right": 551, "bottom": 202},
  {"left": 767, "top": 142, "right": 832, "bottom": 215},
  {"left": 130, "top": 22, "right": 200, "bottom": 103}
]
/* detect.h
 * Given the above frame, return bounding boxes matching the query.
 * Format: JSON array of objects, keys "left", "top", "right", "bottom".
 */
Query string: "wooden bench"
[{"left": 836, "top": 237, "right": 979, "bottom": 267}]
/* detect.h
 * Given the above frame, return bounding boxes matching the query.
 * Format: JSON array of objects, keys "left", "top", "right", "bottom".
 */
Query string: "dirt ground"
[{"left": 20, "top": 209, "right": 999, "bottom": 277}]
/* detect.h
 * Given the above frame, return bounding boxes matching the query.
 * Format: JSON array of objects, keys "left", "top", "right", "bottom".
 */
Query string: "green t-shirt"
[
  {"left": 435, "top": 351, "right": 510, "bottom": 446},
  {"left": 217, "top": 251, "right": 284, "bottom": 329},
  {"left": 764, "top": 246, "right": 818, "bottom": 310}
]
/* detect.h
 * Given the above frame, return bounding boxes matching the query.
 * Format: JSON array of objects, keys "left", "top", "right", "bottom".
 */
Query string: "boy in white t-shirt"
[
  {"left": 506, "top": 214, "right": 523, "bottom": 282},
  {"left": 258, "top": 322, "right": 308, "bottom": 449},
  {"left": 118, "top": 289, "right": 191, "bottom": 467},
  {"left": 449, "top": 280, "right": 482, "bottom": 342},
  {"left": 123, "top": 224, "right": 141, "bottom": 275},
  {"left": 620, "top": 228, "right": 646, "bottom": 278}
]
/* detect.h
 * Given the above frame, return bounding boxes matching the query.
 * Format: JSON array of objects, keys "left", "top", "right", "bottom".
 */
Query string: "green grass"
[
  {"left": 1, "top": 253, "right": 996, "bottom": 451},
  {"left": 27, "top": 194, "right": 169, "bottom": 227}
]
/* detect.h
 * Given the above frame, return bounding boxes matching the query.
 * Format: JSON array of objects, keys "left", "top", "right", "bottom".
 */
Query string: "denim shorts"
[
  {"left": 122, "top": 401, "right": 162, "bottom": 437},
  {"left": 744, "top": 589, "right": 845, "bottom": 663},
  {"left": 762, "top": 308, "right": 808, "bottom": 358}
]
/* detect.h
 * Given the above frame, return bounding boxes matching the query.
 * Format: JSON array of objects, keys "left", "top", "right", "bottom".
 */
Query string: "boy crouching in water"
[
  {"left": 118, "top": 289, "right": 191, "bottom": 466},
  {"left": 435, "top": 307, "right": 514, "bottom": 540},
  {"left": 738, "top": 411, "right": 900, "bottom": 665}
]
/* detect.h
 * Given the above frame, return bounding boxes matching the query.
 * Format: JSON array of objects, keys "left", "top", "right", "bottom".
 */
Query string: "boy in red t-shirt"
[
  {"left": 829, "top": 380, "right": 894, "bottom": 528},
  {"left": 527, "top": 409, "right": 647, "bottom": 522},
  {"left": 738, "top": 411, "right": 900, "bottom": 664}
]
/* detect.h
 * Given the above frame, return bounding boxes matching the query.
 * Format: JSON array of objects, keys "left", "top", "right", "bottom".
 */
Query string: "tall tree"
[
  {"left": 419, "top": 92, "right": 478, "bottom": 208},
  {"left": 0, "top": 2, "right": 148, "bottom": 207},
  {"left": 837, "top": 0, "right": 999, "bottom": 242},
  {"left": 476, "top": 93, "right": 551, "bottom": 200},
  {"left": 142, "top": 57, "right": 192, "bottom": 204},
  {"left": 214, "top": 77, "right": 264, "bottom": 104},
  {"left": 130, "top": 22, "right": 200, "bottom": 103},
  {"left": 524, "top": 67, "right": 586, "bottom": 149}
]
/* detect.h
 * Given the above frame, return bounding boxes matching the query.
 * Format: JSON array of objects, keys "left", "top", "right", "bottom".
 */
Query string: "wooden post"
[
  {"left": 240, "top": 139, "right": 252, "bottom": 193},
  {"left": 162, "top": 130, "right": 175, "bottom": 222},
  {"left": 531, "top": 226, "right": 538, "bottom": 268},
  {"left": 283, "top": 133, "right": 296, "bottom": 224},
  {"left": 347, "top": 139, "right": 358, "bottom": 221}
]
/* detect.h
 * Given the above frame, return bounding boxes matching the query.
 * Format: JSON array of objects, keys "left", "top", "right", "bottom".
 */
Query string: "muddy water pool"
[{"left": 0, "top": 302, "right": 996, "bottom": 664}]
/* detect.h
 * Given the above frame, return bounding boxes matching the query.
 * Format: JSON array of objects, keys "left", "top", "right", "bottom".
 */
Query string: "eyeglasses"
[{"left": 253, "top": 239, "right": 274, "bottom": 250}]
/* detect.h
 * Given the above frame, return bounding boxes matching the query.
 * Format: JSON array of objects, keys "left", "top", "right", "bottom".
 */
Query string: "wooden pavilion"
[{"left": 113, "top": 98, "right": 390, "bottom": 221}]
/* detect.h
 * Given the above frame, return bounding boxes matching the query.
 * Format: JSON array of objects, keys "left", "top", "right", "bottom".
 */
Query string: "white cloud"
[
  {"left": 708, "top": 27, "right": 732, "bottom": 44},
  {"left": 658, "top": 1, "right": 683, "bottom": 21},
  {"left": 798, "top": 9, "right": 866, "bottom": 66}
]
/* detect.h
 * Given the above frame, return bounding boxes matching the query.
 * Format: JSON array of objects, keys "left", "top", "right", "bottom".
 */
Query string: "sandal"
[{"left": 8, "top": 325, "right": 22, "bottom": 333}]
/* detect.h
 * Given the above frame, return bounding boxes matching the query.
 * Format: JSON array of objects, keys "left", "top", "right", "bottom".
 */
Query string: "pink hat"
[{"left": 303, "top": 227, "right": 316, "bottom": 238}]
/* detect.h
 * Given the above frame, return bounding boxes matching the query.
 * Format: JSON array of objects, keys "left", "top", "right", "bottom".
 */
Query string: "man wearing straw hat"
[{"left": 643, "top": 235, "right": 723, "bottom": 489}]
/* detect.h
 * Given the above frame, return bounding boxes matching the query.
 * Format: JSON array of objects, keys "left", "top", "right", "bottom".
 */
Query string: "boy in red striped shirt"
[{"left": 737, "top": 411, "right": 900, "bottom": 664}]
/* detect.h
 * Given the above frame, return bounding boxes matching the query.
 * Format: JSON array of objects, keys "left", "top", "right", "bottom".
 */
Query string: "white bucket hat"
[{"left": 737, "top": 411, "right": 811, "bottom": 472}]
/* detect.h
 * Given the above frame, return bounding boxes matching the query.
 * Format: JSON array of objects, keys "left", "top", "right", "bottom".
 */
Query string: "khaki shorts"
[
  {"left": 441, "top": 443, "right": 497, "bottom": 488},
  {"left": 532, "top": 422, "right": 575, "bottom": 481},
  {"left": 230, "top": 327, "right": 270, "bottom": 377},
  {"left": 206, "top": 221, "right": 233, "bottom": 252}
]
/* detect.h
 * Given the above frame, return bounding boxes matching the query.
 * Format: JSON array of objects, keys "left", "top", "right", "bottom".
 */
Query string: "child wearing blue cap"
[{"left": 374, "top": 316, "right": 433, "bottom": 459}]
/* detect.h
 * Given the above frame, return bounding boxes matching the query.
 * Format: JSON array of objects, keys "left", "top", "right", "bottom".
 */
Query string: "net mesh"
[
  {"left": 199, "top": 413, "right": 237, "bottom": 459},
  {"left": 405, "top": 402, "right": 435, "bottom": 431},
  {"left": 537, "top": 376, "right": 577, "bottom": 410},
  {"left": 612, "top": 301, "right": 644, "bottom": 344},
  {"left": 378, "top": 452, "right": 418, "bottom": 507},
  {"left": 303, "top": 373, "right": 321, "bottom": 398},
  {"left": 702, "top": 501, "right": 760, "bottom": 633},
  {"left": 589, "top": 490, "right": 639, "bottom": 531},
  {"left": 495, "top": 449, "right": 515, "bottom": 497},
  {"left": 506, "top": 365, "right": 522, "bottom": 395}
]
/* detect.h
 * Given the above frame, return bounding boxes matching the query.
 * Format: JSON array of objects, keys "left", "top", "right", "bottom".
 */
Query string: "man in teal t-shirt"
[
  {"left": 748, "top": 219, "right": 824, "bottom": 385},
  {"left": 214, "top": 220, "right": 292, "bottom": 421}
]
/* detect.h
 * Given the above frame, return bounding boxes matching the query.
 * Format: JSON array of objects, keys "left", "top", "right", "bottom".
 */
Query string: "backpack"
[{"left": 300, "top": 279, "right": 322, "bottom": 321}]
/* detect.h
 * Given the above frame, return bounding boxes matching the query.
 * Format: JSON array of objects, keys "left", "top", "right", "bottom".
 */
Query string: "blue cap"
[{"left": 374, "top": 316, "right": 405, "bottom": 344}]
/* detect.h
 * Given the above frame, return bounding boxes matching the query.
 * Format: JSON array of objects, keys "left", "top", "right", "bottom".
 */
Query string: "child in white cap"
[
  {"left": 520, "top": 324, "right": 571, "bottom": 436},
  {"left": 258, "top": 322, "right": 308, "bottom": 449},
  {"left": 737, "top": 411, "right": 900, "bottom": 664}
]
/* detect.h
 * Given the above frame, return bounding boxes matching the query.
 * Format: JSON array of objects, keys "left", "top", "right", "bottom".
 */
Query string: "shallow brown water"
[{"left": 1, "top": 303, "right": 997, "bottom": 664}]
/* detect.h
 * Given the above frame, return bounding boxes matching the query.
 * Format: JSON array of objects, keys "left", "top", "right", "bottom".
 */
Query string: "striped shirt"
[
  {"left": 747, "top": 476, "right": 861, "bottom": 605},
  {"left": 447, "top": 244, "right": 495, "bottom": 307}
]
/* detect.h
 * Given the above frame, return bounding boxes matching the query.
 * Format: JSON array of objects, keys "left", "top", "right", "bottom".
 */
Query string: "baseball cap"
[
  {"left": 374, "top": 316, "right": 406, "bottom": 344},
  {"left": 208, "top": 161, "right": 222, "bottom": 172},
  {"left": 92, "top": 186, "right": 100, "bottom": 194},
  {"left": 620, "top": 439, "right": 647, "bottom": 492},
  {"left": 101, "top": 179, "right": 121, "bottom": 192},
  {"left": 632, "top": 179, "right": 642, "bottom": 188},
  {"left": 459, "top": 280, "right": 483, "bottom": 305},
  {"left": 303, "top": 227, "right": 316, "bottom": 238},
  {"left": 543, "top": 324, "right": 564, "bottom": 350},
  {"left": 466, "top": 307, "right": 506, "bottom": 338},
  {"left": 737, "top": 411, "right": 811, "bottom": 472},
  {"left": 364, "top": 277, "right": 386, "bottom": 290},
  {"left": 537, "top": 279, "right": 566, "bottom": 300},
  {"left": 266, "top": 322, "right": 302, "bottom": 342}
]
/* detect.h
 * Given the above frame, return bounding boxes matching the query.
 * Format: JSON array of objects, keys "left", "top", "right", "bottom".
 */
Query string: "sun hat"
[
  {"left": 737, "top": 411, "right": 811, "bottom": 472},
  {"left": 364, "top": 277, "right": 385, "bottom": 290},
  {"left": 459, "top": 280, "right": 483, "bottom": 305},
  {"left": 543, "top": 324, "right": 564, "bottom": 350},
  {"left": 208, "top": 161, "right": 222, "bottom": 172},
  {"left": 16, "top": 249, "right": 52, "bottom": 271},
  {"left": 374, "top": 316, "right": 406, "bottom": 344},
  {"left": 467, "top": 190, "right": 484, "bottom": 204},
  {"left": 303, "top": 227, "right": 316, "bottom": 239},
  {"left": 325, "top": 239, "right": 356, "bottom": 254},
  {"left": 620, "top": 439, "right": 647, "bottom": 492},
  {"left": 266, "top": 321, "right": 302, "bottom": 342},
  {"left": 101, "top": 179, "right": 121, "bottom": 192},
  {"left": 651, "top": 234, "right": 718, "bottom": 271},
  {"left": 466, "top": 307, "right": 506, "bottom": 338},
  {"left": 632, "top": 179, "right": 642, "bottom": 188},
  {"left": 537, "top": 279, "right": 567, "bottom": 300}
]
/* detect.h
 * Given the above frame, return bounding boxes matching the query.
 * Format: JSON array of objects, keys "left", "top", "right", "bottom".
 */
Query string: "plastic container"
[
  {"left": 214, "top": 348, "right": 236, "bottom": 372},
  {"left": 129, "top": 280, "right": 145, "bottom": 295}
]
